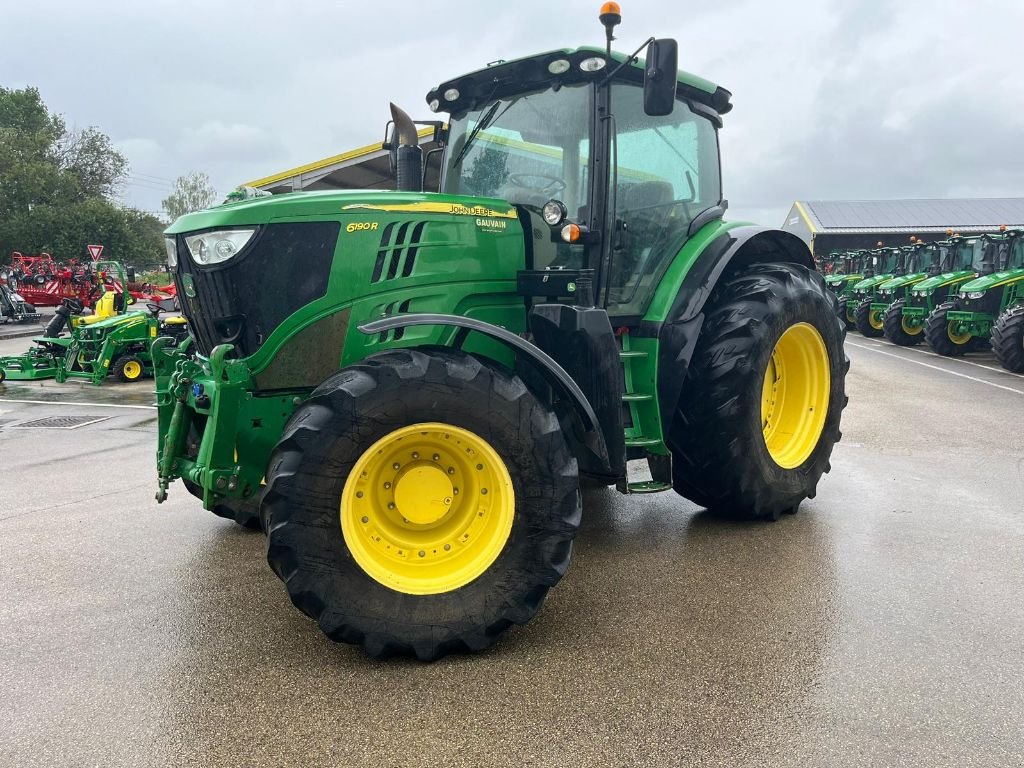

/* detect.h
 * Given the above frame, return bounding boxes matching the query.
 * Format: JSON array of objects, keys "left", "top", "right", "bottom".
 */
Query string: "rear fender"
[{"left": 640, "top": 225, "right": 815, "bottom": 429}]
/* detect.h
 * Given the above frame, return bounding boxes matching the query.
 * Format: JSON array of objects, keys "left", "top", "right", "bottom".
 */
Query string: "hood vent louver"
[{"left": 371, "top": 221, "right": 428, "bottom": 284}]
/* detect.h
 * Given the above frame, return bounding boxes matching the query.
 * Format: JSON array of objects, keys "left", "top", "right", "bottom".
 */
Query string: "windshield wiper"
[{"left": 450, "top": 98, "right": 520, "bottom": 169}]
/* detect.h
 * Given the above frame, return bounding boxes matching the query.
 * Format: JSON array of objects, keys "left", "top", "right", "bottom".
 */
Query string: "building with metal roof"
[
  {"left": 782, "top": 198, "right": 1024, "bottom": 257},
  {"left": 243, "top": 128, "right": 441, "bottom": 194}
]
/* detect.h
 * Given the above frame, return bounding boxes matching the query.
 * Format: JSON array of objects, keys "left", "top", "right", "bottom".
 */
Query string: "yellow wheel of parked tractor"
[
  {"left": 340, "top": 423, "right": 514, "bottom": 595},
  {"left": 667, "top": 263, "right": 847, "bottom": 521},
  {"left": 264, "top": 348, "right": 580, "bottom": 660},
  {"left": 761, "top": 323, "right": 830, "bottom": 470},
  {"left": 114, "top": 355, "right": 145, "bottom": 382}
]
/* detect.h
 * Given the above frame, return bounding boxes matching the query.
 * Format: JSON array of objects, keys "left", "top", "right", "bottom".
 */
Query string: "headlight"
[
  {"left": 966, "top": 291, "right": 985, "bottom": 300},
  {"left": 579, "top": 57, "right": 607, "bottom": 72},
  {"left": 880, "top": 289, "right": 892, "bottom": 295},
  {"left": 542, "top": 199, "right": 568, "bottom": 226},
  {"left": 184, "top": 228, "right": 257, "bottom": 266},
  {"left": 164, "top": 237, "right": 177, "bottom": 268}
]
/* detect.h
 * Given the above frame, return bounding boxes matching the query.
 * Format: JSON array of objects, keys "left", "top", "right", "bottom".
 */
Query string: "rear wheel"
[
  {"left": 667, "top": 263, "right": 848, "bottom": 521},
  {"left": 263, "top": 347, "right": 579, "bottom": 660},
  {"left": 925, "top": 301, "right": 973, "bottom": 356},
  {"left": 854, "top": 298, "right": 884, "bottom": 337},
  {"left": 883, "top": 299, "right": 924, "bottom": 346},
  {"left": 992, "top": 304, "right": 1024, "bottom": 373}
]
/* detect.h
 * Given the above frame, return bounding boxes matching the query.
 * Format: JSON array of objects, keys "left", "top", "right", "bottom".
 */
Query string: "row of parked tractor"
[{"left": 822, "top": 227, "right": 1024, "bottom": 373}]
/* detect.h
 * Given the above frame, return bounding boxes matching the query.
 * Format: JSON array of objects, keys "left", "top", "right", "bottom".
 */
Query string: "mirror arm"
[{"left": 598, "top": 37, "right": 655, "bottom": 88}]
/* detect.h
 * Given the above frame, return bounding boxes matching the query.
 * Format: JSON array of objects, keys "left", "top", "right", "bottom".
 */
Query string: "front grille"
[{"left": 175, "top": 222, "right": 340, "bottom": 357}]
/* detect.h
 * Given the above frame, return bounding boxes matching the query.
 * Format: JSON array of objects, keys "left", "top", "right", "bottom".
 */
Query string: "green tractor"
[
  {"left": 0, "top": 262, "right": 189, "bottom": 385},
  {"left": 154, "top": 8, "right": 848, "bottom": 660},
  {"left": 825, "top": 250, "right": 867, "bottom": 329},
  {"left": 905, "top": 234, "right": 991, "bottom": 354},
  {"left": 929, "top": 228, "right": 1024, "bottom": 368},
  {"left": 849, "top": 245, "right": 902, "bottom": 337},
  {"left": 877, "top": 239, "right": 940, "bottom": 346}
]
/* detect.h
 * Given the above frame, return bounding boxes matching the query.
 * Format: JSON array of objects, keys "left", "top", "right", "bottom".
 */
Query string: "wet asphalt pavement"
[{"left": 0, "top": 334, "right": 1022, "bottom": 767}]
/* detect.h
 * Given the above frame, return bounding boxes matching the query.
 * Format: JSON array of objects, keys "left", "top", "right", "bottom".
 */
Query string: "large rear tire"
[
  {"left": 263, "top": 347, "right": 580, "bottom": 660},
  {"left": 925, "top": 301, "right": 973, "bottom": 356},
  {"left": 882, "top": 298, "right": 925, "bottom": 346},
  {"left": 854, "top": 297, "right": 885, "bottom": 337},
  {"left": 992, "top": 304, "right": 1024, "bottom": 373},
  {"left": 667, "top": 263, "right": 848, "bottom": 521}
]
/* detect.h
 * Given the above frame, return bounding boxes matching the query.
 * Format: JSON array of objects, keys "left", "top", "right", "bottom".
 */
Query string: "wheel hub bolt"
[
  {"left": 388, "top": 502, "right": 396, "bottom": 510},
  {"left": 412, "top": 452, "right": 419, "bottom": 459},
  {"left": 433, "top": 454, "right": 440, "bottom": 461}
]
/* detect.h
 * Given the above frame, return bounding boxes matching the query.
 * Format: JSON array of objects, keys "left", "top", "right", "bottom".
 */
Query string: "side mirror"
[
  {"left": 382, "top": 121, "right": 398, "bottom": 173},
  {"left": 644, "top": 38, "right": 678, "bottom": 116},
  {"left": 126, "top": 267, "right": 137, "bottom": 283}
]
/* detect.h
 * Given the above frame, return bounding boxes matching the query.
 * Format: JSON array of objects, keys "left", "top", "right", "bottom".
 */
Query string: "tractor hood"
[
  {"left": 912, "top": 270, "right": 977, "bottom": 294},
  {"left": 957, "top": 268, "right": 1024, "bottom": 294},
  {"left": 852, "top": 274, "right": 893, "bottom": 292},
  {"left": 164, "top": 190, "right": 519, "bottom": 234},
  {"left": 878, "top": 272, "right": 930, "bottom": 291},
  {"left": 825, "top": 273, "right": 862, "bottom": 286}
]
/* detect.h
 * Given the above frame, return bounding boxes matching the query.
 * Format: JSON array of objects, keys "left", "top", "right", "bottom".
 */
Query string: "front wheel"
[
  {"left": 991, "top": 304, "right": 1024, "bottom": 373},
  {"left": 113, "top": 354, "right": 145, "bottom": 382},
  {"left": 883, "top": 299, "right": 924, "bottom": 346},
  {"left": 854, "top": 298, "right": 885, "bottom": 337},
  {"left": 925, "top": 301, "right": 973, "bottom": 356},
  {"left": 263, "top": 348, "right": 580, "bottom": 660},
  {"left": 667, "top": 263, "right": 848, "bottom": 521}
]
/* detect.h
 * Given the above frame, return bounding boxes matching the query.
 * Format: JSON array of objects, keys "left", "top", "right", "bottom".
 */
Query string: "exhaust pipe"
[{"left": 390, "top": 103, "right": 423, "bottom": 193}]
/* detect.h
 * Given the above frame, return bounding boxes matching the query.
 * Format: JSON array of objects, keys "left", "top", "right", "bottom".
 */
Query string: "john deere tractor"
[
  {"left": 930, "top": 228, "right": 1024, "bottom": 368},
  {"left": 0, "top": 262, "right": 189, "bottom": 385},
  {"left": 878, "top": 239, "right": 941, "bottom": 346},
  {"left": 825, "top": 250, "right": 866, "bottom": 329},
  {"left": 850, "top": 245, "right": 901, "bottom": 337},
  {"left": 901, "top": 234, "right": 985, "bottom": 349},
  {"left": 154, "top": 6, "right": 847, "bottom": 660}
]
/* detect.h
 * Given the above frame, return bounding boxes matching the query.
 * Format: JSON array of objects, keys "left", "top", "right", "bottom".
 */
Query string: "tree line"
[{"left": 0, "top": 86, "right": 216, "bottom": 269}]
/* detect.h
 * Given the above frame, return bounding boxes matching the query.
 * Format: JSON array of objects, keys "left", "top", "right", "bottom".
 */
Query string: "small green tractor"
[
  {"left": 154, "top": 7, "right": 848, "bottom": 659},
  {"left": 0, "top": 262, "right": 189, "bottom": 385},
  {"left": 900, "top": 234, "right": 985, "bottom": 350},
  {"left": 929, "top": 228, "right": 1024, "bottom": 369},
  {"left": 850, "top": 245, "right": 902, "bottom": 337},
  {"left": 825, "top": 250, "right": 867, "bottom": 329}
]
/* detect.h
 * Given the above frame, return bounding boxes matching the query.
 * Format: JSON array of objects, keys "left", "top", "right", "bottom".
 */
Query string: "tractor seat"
[
  {"left": 78, "top": 292, "right": 117, "bottom": 325},
  {"left": 163, "top": 316, "right": 188, "bottom": 325},
  {"left": 623, "top": 180, "right": 674, "bottom": 212}
]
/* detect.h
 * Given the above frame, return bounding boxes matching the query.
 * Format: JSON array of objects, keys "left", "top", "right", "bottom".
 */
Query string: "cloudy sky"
[{"left": 4, "top": 0, "right": 1022, "bottom": 226}]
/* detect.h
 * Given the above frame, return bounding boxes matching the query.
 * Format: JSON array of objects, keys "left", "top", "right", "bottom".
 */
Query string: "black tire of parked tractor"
[
  {"left": 667, "top": 262, "right": 848, "bottom": 522},
  {"left": 0, "top": 368, "right": 5, "bottom": 384},
  {"left": 842, "top": 302, "right": 857, "bottom": 331},
  {"left": 924, "top": 301, "right": 973, "bottom": 357},
  {"left": 882, "top": 299, "right": 924, "bottom": 346},
  {"left": 182, "top": 478, "right": 263, "bottom": 531},
  {"left": 112, "top": 354, "right": 145, "bottom": 382},
  {"left": 991, "top": 304, "right": 1024, "bottom": 373},
  {"left": 263, "top": 346, "right": 580, "bottom": 661},
  {"left": 854, "top": 297, "right": 884, "bottom": 337}
]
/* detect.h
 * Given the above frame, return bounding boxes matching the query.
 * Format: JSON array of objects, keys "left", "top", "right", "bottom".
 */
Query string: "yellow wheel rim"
[
  {"left": 869, "top": 310, "right": 884, "bottom": 330},
  {"left": 947, "top": 322, "right": 972, "bottom": 345},
  {"left": 122, "top": 360, "right": 142, "bottom": 379},
  {"left": 340, "top": 422, "right": 514, "bottom": 595},
  {"left": 901, "top": 316, "right": 923, "bottom": 335},
  {"left": 845, "top": 305, "right": 855, "bottom": 323},
  {"left": 761, "top": 323, "right": 831, "bottom": 469}
]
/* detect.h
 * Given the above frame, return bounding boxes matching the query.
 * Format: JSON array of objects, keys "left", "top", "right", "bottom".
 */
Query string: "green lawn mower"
[
  {"left": 929, "top": 228, "right": 1024, "bottom": 369},
  {"left": 825, "top": 250, "right": 867, "bottom": 329},
  {"left": 154, "top": 6, "right": 848, "bottom": 660},
  {"left": 850, "top": 245, "right": 902, "bottom": 337},
  {"left": 0, "top": 291, "right": 189, "bottom": 386}
]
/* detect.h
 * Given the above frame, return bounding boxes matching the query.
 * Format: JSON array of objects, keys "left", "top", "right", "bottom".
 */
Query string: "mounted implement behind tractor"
[
  {"left": 930, "top": 227, "right": 1024, "bottom": 370},
  {"left": 154, "top": 5, "right": 847, "bottom": 660}
]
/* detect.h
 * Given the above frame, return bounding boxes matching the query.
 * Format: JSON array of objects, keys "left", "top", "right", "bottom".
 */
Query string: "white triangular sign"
[{"left": 87, "top": 244, "right": 104, "bottom": 261}]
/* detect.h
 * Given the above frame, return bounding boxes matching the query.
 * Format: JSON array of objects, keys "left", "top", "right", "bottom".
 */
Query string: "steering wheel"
[{"left": 507, "top": 173, "right": 566, "bottom": 196}]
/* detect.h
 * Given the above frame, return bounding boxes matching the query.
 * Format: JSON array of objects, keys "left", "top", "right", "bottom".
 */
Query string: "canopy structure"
[{"left": 783, "top": 198, "right": 1024, "bottom": 256}]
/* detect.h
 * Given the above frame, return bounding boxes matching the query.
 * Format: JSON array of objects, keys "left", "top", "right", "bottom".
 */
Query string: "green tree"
[
  {"left": 0, "top": 86, "right": 161, "bottom": 267},
  {"left": 162, "top": 172, "right": 216, "bottom": 221}
]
